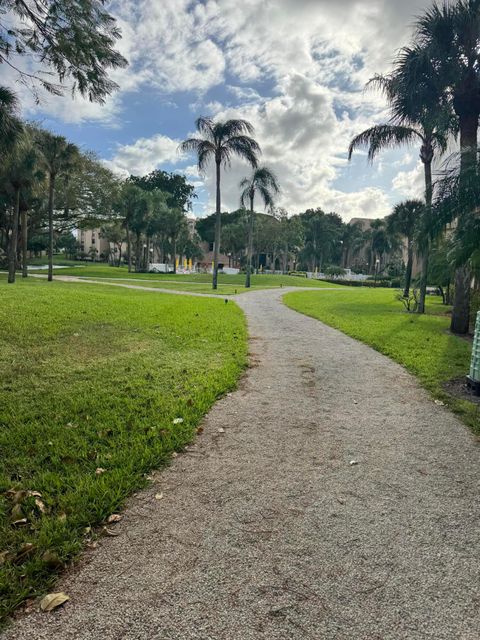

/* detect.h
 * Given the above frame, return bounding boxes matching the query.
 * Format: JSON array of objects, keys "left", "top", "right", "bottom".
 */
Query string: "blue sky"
[{"left": 13, "top": 0, "right": 431, "bottom": 220}]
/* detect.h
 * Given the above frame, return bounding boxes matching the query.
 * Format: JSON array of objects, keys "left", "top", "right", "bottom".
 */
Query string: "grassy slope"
[
  {"left": 284, "top": 288, "right": 479, "bottom": 433},
  {"left": 0, "top": 277, "right": 247, "bottom": 621},
  {"left": 25, "top": 263, "right": 337, "bottom": 293}
]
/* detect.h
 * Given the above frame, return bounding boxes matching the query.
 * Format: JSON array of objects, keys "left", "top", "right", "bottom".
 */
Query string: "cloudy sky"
[{"left": 15, "top": 0, "right": 432, "bottom": 221}]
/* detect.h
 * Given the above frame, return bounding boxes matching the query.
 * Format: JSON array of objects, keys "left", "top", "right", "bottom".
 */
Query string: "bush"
[{"left": 320, "top": 278, "right": 394, "bottom": 288}]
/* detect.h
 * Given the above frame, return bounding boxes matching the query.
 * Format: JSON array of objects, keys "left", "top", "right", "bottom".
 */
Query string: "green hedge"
[{"left": 320, "top": 278, "right": 396, "bottom": 288}]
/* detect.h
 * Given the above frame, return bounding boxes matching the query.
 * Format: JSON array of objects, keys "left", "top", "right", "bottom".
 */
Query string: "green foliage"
[
  {"left": 0, "top": 277, "right": 247, "bottom": 621},
  {"left": 130, "top": 170, "right": 196, "bottom": 211},
  {"left": 284, "top": 288, "right": 478, "bottom": 433},
  {"left": 0, "top": 0, "right": 128, "bottom": 102}
]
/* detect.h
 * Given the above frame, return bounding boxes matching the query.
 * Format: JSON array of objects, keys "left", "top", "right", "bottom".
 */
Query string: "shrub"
[{"left": 320, "top": 278, "right": 394, "bottom": 288}]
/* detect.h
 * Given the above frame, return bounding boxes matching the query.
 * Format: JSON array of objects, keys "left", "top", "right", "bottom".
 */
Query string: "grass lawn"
[
  {"left": 0, "top": 277, "right": 247, "bottom": 623},
  {"left": 25, "top": 262, "right": 337, "bottom": 293},
  {"left": 284, "top": 288, "right": 479, "bottom": 433}
]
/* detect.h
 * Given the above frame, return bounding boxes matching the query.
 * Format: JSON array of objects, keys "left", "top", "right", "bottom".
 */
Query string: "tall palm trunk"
[
  {"left": 450, "top": 111, "right": 478, "bottom": 334},
  {"left": 246, "top": 192, "right": 254, "bottom": 288},
  {"left": 403, "top": 237, "right": 414, "bottom": 298},
  {"left": 135, "top": 231, "right": 141, "bottom": 272},
  {"left": 47, "top": 172, "right": 55, "bottom": 282},
  {"left": 21, "top": 207, "right": 28, "bottom": 278},
  {"left": 212, "top": 159, "right": 221, "bottom": 290},
  {"left": 417, "top": 158, "right": 432, "bottom": 314},
  {"left": 8, "top": 188, "right": 20, "bottom": 284},
  {"left": 172, "top": 237, "right": 177, "bottom": 274},
  {"left": 126, "top": 226, "right": 132, "bottom": 272}
]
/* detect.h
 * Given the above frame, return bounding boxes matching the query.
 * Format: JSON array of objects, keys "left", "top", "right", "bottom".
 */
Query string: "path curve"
[{"left": 3, "top": 288, "right": 480, "bottom": 639}]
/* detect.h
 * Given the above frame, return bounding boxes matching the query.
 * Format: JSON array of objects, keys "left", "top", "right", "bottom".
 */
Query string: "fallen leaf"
[
  {"left": 35, "top": 498, "right": 46, "bottom": 513},
  {"left": 349, "top": 460, "right": 359, "bottom": 466},
  {"left": 95, "top": 468, "right": 106, "bottom": 475},
  {"left": 336, "top": 497, "right": 345, "bottom": 505},
  {"left": 102, "top": 526, "right": 119, "bottom": 537},
  {"left": 15, "top": 543, "right": 35, "bottom": 563},
  {"left": 28, "top": 491, "right": 42, "bottom": 498},
  {"left": 172, "top": 452, "right": 178, "bottom": 458},
  {"left": 106, "top": 514, "right": 122, "bottom": 524},
  {"left": 40, "top": 592, "right": 69, "bottom": 612},
  {"left": 173, "top": 418, "right": 184, "bottom": 425},
  {"left": 196, "top": 426, "right": 204, "bottom": 435},
  {"left": 155, "top": 493, "right": 164, "bottom": 500},
  {"left": 11, "top": 490, "right": 28, "bottom": 504},
  {"left": 12, "top": 518, "right": 28, "bottom": 527},
  {"left": 42, "top": 551, "right": 64, "bottom": 569},
  {"left": 434, "top": 399, "right": 445, "bottom": 406},
  {"left": 11, "top": 504, "right": 23, "bottom": 521},
  {"left": 0, "top": 550, "right": 12, "bottom": 565},
  {"left": 217, "top": 428, "right": 225, "bottom": 433}
]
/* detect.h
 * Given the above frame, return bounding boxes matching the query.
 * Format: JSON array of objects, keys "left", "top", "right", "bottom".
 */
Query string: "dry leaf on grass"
[
  {"left": 35, "top": 498, "right": 46, "bottom": 513},
  {"left": 95, "top": 468, "right": 106, "bottom": 475},
  {"left": 155, "top": 493, "right": 164, "bottom": 500},
  {"left": 173, "top": 418, "right": 184, "bottom": 425},
  {"left": 40, "top": 592, "right": 69, "bottom": 612},
  {"left": 106, "top": 514, "right": 122, "bottom": 524},
  {"left": 42, "top": 551, "right": 64, "bottom": 569}
]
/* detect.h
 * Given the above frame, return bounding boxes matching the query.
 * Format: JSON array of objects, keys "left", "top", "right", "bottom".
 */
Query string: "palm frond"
[
  {"left": 348, "top": 124, "right": 421, "bottom": 162},
  {"left": 195, "top": 116, "right": 214, "bottom": 138},
  {"left": 221, "top": 119, "right": 256, "bottom": 139},
  {"left": 222, "top": 135, "right": 260, "bottom": 168}
]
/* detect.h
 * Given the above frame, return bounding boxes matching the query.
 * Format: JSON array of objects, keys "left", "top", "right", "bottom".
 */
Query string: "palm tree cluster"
[
  {"left": 0, "top": 117, "right": 199, "bottom": 282},
  {"left": 349, "top": 0, "right": 480, "bottom": 334}
]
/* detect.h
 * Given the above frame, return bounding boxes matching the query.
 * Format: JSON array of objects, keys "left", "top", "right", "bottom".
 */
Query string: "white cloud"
[
  {"left": 392, "top": 161, "right": 425, "bottom": 199},
  {"left": 105, "top": 134, "right": 183, "bottom": 176}
]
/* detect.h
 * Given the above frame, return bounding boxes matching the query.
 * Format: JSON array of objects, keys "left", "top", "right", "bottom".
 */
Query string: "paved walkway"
[{"left": 4, "top": 288, "right": 480, "bottom": 639}]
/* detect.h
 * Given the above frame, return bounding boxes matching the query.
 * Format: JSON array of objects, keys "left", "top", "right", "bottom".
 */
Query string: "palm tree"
[
  {"left": 180, "top": 117, "right": 260, "bottom": 289},
  {"left": 35, "top": 131, "right": 79, "bottom": 281},
  {"left": 341, "top": 222, "right": 363, "bottom": 269},
  {"left": 348, "top": 49, "right": 450, "bottom": 313},
  {"left": 239, "top": 167, "right": 280, "bottom": 287},
  {"left": 0, "top": 87, "right": 23, "bottom": 162},
  {"left": 386, "top": 200, "right": 425, "bottom": 297},
  {"left": 408, "top": 0, "right": 480, "bottom": 332}
]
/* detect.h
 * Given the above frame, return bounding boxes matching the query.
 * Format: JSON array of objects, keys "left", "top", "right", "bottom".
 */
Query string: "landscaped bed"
[
  {"left": 284, "top": 288, "right": 479, "bottom": 434},
  {"left": 0, "top": 277, "right": 247, "bottom": 623}
]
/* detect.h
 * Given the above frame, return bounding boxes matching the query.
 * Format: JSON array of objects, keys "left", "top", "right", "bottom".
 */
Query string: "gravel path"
[{"left": 3, "top": 287, "right": 480, "bottom": 639}]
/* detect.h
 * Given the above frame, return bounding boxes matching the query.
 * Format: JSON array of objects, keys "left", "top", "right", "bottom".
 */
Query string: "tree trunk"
[
  {"left": 418, "top": 158, "right": 433, "bottom": 314},
  {"left": 21, "top": 208, "right": 28, "bottom": 278},
  {"left": 126, "top": 226, "right": 132, "bottom": 272},
  {"left": 451, "top": 265, "right": 471, "bottom": 334},
  {"left": 450, "top": 111, "right": 478, "bottom": 333},
  {"left": 213, "top": 159, "right": 221, "bottom": 290},
  {"left": 48, "top": 173, "right": 55, "bottom": 282},
  {"left": 8, "top": 188, "right": 20, "bottom": 284},
  {"left": 135, "top": 232, "right": 141, "bottom": 272},
  {"left": 173, "top": 237, "right": 177, "bottom": 274},
  {"left": 246, "top": 193, "right": 254, "bottom": 288},
  {"left": 403, "top": 238, "right": 414, "bottom": 297}
]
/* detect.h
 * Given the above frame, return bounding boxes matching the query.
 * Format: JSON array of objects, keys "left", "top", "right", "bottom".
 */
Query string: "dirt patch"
[{"left": 443, "top": 376, "right": 480, "bottom": 404}]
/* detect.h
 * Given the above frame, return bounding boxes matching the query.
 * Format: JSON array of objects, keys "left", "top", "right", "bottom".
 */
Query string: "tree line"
[{"left": 349, "top": 0, "right": 480, "bottom": 334}]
